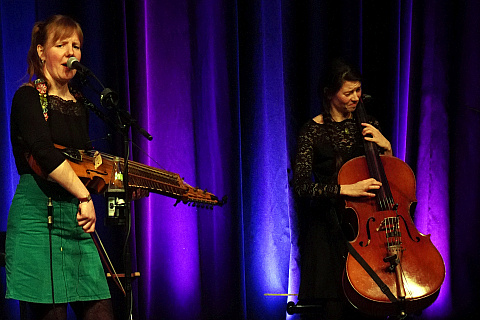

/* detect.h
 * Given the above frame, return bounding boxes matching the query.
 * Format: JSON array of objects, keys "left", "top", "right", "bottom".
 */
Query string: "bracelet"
[{"left": 78, "top": 194, "right": 92, "bottom": 204}]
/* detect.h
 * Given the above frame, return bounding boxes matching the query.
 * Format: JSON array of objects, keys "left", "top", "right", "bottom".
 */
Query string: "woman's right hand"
[{"left": 340, "top": 178, "right": 382, "bottom": 197}]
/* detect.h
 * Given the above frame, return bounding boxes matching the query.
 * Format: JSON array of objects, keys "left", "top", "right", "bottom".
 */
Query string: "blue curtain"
[{"left": 2, "top": 0, "right": 479, "bottom": 319}]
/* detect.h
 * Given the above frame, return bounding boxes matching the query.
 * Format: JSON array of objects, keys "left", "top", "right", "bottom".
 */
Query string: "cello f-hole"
[
  {"left": 359, "top": 217, "right": 375, "bottom": 247},
  {"left": 398, "top": 215, "right": 421, "bottom": 242}
]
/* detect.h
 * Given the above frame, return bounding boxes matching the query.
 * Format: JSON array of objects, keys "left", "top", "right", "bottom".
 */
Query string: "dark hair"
[
  {"left": 322, "top": 58, "right": 362, "bottom": 113},
  {"left": 27, "top": 15, "right": 83, "bottom": 84}
]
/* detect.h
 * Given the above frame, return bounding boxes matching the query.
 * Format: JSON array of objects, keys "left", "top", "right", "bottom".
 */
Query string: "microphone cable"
[{"left": 47, "top": 197, "right": 56, "bottom": 311}]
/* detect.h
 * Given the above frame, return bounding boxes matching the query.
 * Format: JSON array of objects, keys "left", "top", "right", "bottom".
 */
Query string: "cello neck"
[{"left": 355, "top": 97, "right": 396, "bottom": 211}]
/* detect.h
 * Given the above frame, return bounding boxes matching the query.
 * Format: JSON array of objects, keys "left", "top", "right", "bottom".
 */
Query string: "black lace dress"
[{"left": 293, "top": 113, "right": 380, "bottom": 304}]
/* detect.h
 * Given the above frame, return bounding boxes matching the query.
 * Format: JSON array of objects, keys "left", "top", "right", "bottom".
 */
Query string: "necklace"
[{"left": 329, "top": 113, "right": 353, "bottom": 134}]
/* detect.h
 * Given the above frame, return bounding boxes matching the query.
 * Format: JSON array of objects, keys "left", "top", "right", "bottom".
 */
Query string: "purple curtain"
[
  {"left": 2, "top": 0, "right": 480, "bottom": 319},
  {"left": 127, "top": 1, "right": 242, "bottom": 319},
  {"left": 413, "top": 1, "right": 452, "bottom": 317},
  {"left": 449, "top": 1, "right": 480, "bottom": 316}
]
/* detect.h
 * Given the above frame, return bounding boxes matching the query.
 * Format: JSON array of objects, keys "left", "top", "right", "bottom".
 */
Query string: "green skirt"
[{"left": 6, "top": 174, "right": 110, "bottom": 303}]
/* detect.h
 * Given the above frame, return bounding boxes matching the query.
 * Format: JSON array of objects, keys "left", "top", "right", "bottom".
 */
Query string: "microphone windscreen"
[{"left": 67, "top": 57, "right": 79, "bottom": 69}]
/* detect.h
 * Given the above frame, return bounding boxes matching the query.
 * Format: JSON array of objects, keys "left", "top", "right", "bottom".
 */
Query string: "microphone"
[
  {"left": 361, "top": 94, "right": 372, "bottom": 101},
  {"left": 67, "top": 57, "right": 92, "bottom": 75}
]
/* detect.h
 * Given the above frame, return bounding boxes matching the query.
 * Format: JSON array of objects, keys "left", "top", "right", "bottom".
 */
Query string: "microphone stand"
[
  {"left": 75, "top": 70, "right": 153, "bottom": 320},
  {"left": 104, "top": 94, "right": 151, "bottom": 320}
]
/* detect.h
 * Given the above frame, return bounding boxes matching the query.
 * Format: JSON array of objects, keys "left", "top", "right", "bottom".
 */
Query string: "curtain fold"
[
  {"left": 413, "top": 1, "right": 452, "bottom": 317},
  {"left": 3, "top": 0, "right": 480, "bottom": 319},
  {"left": 237, "top": 1, "right": 292, "bottom": 319}
]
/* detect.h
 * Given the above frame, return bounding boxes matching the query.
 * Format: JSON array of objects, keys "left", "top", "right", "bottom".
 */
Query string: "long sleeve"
[
  {"left": 10, "top": 85, "right": 65, "bottom": 174},
  {"left": 293, "top": 121, "right": 340, "bottom": 200}
]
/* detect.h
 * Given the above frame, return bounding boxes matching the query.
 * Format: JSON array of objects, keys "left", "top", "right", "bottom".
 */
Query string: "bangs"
[{"left": 47, "top": 18, "right": 83, "bottom": 46}]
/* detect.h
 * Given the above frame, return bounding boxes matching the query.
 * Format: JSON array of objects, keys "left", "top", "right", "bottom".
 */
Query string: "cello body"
[{"left": 338, "top": 155, "right": 445, "bottom": 316}]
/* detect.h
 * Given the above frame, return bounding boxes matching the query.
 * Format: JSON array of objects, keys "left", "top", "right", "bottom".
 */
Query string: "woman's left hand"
[
  {"left": 77, "top": 201, "right": 96, "bottom": 233},
  {"left": 361, "top": 123, "right": 393, "bottom": 156}
]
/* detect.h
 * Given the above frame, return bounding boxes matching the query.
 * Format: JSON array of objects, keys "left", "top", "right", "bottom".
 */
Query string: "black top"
[
  {"left": 10, "top": 85, "right": 90, "bottom": 175},
  {"left": 293, "top": 113, "right": 380, "bottom": 300}
]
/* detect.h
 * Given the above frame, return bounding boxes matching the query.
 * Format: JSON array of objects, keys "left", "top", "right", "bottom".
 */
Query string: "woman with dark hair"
[
  {"left": 293, "top": 59, "right": 392, "bottom": 319},
  {"left": 6, "top": 15, "right": 113, "bottom": 319}
]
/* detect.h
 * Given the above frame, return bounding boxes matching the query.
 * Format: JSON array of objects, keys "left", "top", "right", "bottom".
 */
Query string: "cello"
[{"left": 337, "top": 97, "right": 445, "bottom": 317}]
